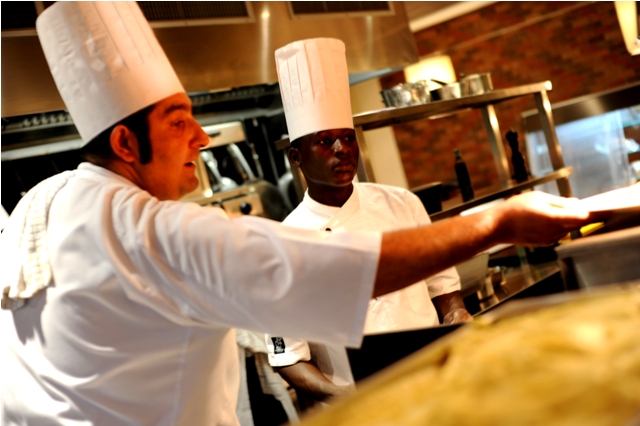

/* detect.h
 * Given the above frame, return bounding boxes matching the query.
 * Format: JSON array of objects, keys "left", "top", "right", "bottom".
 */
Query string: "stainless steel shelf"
[
  {"left": 429, "top": 167, "right": 573, "bottom": 221},
  {"left": 353, "top": 79, "right": 572, "bottom": 199},
  {"left": 353, "top": 81, "right": 553, "bottom": 131}
]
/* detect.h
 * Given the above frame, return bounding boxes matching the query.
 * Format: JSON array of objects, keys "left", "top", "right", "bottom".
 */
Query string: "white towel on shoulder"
[{"left": 1, "top": 171, "right": 75, "bottom": 310}]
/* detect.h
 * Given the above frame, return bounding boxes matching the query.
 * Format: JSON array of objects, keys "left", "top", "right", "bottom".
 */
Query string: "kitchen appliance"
[
  {"left": 556, "top": 225, "right": 640, "bottom": 289},
  {"left": 555, "top": 184, "right": 640, "bottom": 289},
  {"left": 1, "top": 118, "right": 291, "bottom": 221},
  {"left": 181, "top": 121, "right": 290, "bottom": 221},
  {"left": 523, "top": 82, "right": 640, "bottom": 199},
  {"left": 2, "top": 1, "right": 419, "bottom": 118}
]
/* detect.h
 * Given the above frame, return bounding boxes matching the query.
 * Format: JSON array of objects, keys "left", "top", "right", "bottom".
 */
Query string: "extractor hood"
[{"left": 1, "top": 1, "right": 419, "bottom": 118}]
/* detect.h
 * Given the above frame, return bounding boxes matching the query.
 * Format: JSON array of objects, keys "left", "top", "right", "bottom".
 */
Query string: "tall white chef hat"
[
  {"left": 36, "top": 2, "right": 184, "bottom": 145},
  {"left": 275, "top": 38, "right": 353, "bottom": 142}
]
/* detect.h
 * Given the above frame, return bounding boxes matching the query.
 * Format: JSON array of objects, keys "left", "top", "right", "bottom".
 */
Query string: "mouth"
[{"left": 333, "top": 162, "right": 356, "bottom": 172}]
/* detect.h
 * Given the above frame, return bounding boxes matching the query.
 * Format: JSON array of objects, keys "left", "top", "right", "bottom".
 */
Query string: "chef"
[
  {"left": 266, "top": 38, "right": 470, "bottom": 404},
  {"left": 0, "top": 2, "right": 594, "bottom": 425}
]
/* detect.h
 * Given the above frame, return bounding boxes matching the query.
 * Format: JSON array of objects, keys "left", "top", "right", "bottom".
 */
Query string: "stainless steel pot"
[
  {"left": 381, "top": 81, "right": 430, "bottom": 108},
  {"left": 461, "top": 73, "right": 493, "bottom": 96},
  {"left": 430, "top": 79, "right": 463, "bottom": 101}
]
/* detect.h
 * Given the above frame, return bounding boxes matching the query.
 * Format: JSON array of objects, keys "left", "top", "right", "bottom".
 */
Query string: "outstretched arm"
[{"left": 374, "top": 192, "right": 591, "bottom": 298}]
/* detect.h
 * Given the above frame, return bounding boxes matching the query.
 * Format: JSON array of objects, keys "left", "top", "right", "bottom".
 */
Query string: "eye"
[
  {"left": 343, "top": 135, "right": 356, "bottom": 143},
  {"left": 171, "top": 120, "right": 185, "bottom": 128},
  {"left": 317, "top": 138, "right": 333, "bottom": 146}
]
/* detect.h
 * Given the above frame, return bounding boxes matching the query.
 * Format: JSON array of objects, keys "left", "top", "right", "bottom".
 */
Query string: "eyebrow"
[
  {"left": 315, "top": 130, "right": 354, "bottom": 139},
  {"left": 161, "top": 103, "right": 190, "bottom": 117}
]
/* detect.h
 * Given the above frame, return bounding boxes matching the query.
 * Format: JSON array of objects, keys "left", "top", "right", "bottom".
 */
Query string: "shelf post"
[
  {"left": 534, "top": 90, "right": 572, "bottom": 197},
  {"left": 481, "top": 104, "right": 511, "bottom": 188},
  {"left": 354, "top": 126, "right": 377, "bottom": 183}
]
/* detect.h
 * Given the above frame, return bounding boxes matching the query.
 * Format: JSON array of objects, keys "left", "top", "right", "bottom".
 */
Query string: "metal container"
[
  {"left": 461, "top": 73, "right": 493, "bottom": 96},
  {"left": 431, "top": 81, "right": 463, "bottom": 101},
  {"left": 555, "top": 225, "right": 640, "bottom": 288},
  {"left": 381, "top": 81, "right": 430, "bottom": 108},
  {"left": 455, "top": 252, "right": 490, "bottom": 297}
]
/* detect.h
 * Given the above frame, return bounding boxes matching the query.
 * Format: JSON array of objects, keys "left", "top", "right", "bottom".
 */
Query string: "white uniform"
[
  {"left": 0, "top": 163, "right": 380, "bottom": 426},
  {"left": 266, "top": 183, "right": 460, "bottom": 385}
]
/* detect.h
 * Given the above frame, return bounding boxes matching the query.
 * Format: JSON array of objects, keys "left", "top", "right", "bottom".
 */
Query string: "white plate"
[{"left": 579, "top": 183, "right": 640, "bottom": 214}]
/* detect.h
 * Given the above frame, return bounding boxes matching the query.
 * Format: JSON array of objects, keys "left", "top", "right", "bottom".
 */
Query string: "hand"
[
  {"left": 443, "top": 308, "right": 473, "bottom": 324},
  {"left": 492, "top": 191, "right": 592, "bottom": 246},
  {"left": 329, "top": 383, "right": 356, "bottom": 400}
]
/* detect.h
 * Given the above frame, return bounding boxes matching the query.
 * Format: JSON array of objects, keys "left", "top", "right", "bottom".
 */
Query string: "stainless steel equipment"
[
  {"left": 460, "top": 73, "right": 493, "bottom": 96},
  {"left": 430, "top": 79, "right": 463, "bottom": 101},
  {"left": 181, "top": 122, "right": 290, "bottom": 221},
  {"left": 1, "top": 1, "right": 419, "bottom": 117},
  {"left": 556, "top": 225, "right": 640, "bottom": 288},
  {"left": 428, "top": 73, "right": 493, "bottom": 100},
  {"left": 381, "top": 81, "right": 430, "bottom": 108}
]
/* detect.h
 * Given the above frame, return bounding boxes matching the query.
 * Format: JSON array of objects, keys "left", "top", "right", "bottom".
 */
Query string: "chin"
[{"left": 181, "top": 180, "right": 200, "bottom": 196}]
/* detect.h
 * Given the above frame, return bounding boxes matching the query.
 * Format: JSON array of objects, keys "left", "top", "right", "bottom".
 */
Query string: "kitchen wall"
[{"left": 381, "top": 1, "right": 640, "bottom": 192}]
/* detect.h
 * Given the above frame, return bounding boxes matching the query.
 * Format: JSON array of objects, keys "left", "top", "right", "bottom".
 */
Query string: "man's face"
[
  {"left": 137, "top": 93, "right": 208, "bottom": 201},
  {"left": 293, "top": 128, "right": 359, "bottom": 189}
]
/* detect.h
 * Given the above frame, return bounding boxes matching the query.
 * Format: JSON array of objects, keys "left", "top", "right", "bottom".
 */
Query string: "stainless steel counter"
[{"left": 468, "top": 260, "right": 563, "bottom": 317}]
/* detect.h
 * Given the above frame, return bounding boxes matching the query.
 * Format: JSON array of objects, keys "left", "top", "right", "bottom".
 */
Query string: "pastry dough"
[{"left": 301, "top": 287, "right": 640, "bottom": 426}]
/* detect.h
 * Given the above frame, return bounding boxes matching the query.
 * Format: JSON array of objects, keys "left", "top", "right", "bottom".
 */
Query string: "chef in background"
[
  {"left": 0, "top": 2, "right": 594, "bottom": 425},
  {"left": 266, "top": 38, "right": 470, "bottom": 406}
]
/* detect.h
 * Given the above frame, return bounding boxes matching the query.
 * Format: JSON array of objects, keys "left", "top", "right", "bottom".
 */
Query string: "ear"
[
  {"left": 287, "top": 146, "right": 302, "bottom": 168},
  {"left": 110, "top": 125, "right": 139, "bottom": 163}
]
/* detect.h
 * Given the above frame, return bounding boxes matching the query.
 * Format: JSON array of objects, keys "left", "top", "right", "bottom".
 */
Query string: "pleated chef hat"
[
  {"left": 275, "top": 38, "right": 353, "bottom": 142},
  {"left": 36, "top": 2, "right": 184, "bottom": 145}
]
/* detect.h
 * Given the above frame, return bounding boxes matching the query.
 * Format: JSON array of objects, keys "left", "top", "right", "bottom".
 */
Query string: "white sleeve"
[
  {"left": 105, "top": 188, "right": 380, "bottom": 348},
  {"left": 406, "top": 191, "right": 461, "bottom": 297},
  {"left": 265, "top": 334, "right": 311, "bottom": 367}
]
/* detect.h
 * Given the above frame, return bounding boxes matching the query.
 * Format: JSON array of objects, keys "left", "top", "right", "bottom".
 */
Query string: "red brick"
[{"left": 387, "top": 2, "right": 640, "bottom": 190}]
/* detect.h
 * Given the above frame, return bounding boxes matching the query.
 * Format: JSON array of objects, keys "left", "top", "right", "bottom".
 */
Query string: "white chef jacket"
[
  {"left": 0, "top": 163, "right": 381, "bottom": 426},
  {"left": 266, "top": 183, "right": 460, "bottom": 386}
]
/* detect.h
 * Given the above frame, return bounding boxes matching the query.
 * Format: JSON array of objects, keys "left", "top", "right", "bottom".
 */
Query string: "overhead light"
[
  {"left": 614, "top": 1, "right": 640, "bottom": 56},
  {"left": 404, "top": 54, "right": 457, "bottom": 90}
]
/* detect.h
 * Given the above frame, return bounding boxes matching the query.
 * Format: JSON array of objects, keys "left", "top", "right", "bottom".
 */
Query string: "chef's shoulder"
[{"left": 75, "top": 162, "right": 227, "bottom": 225}]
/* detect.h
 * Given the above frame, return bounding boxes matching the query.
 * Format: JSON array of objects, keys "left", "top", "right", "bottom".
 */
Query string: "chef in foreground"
[{"left": 0, "top": 2, "right": 594, "bottom": 425}]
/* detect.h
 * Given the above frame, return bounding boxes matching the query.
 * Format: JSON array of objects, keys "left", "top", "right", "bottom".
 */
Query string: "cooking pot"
[
  {"left": 430, "top": 79, "right": 463, "bottom": 101},
  {"left": 381, "top": 81, "right": 430, "bottom": 107},
  {"left": 430, "top": 73, "right": 493, "bottom": 100},
  {"left": 461, "top": 73, "right": 493, "bottom": 95}
]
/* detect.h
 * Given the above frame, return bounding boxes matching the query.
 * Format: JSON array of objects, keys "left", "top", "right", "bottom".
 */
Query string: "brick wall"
[{"left": 381, "top": 1, "right": 640, "bottom": 192}]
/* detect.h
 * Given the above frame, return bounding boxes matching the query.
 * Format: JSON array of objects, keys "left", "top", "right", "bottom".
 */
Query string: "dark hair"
[{"left": 80, "top": 105, "right": 154, "bottom": 164}]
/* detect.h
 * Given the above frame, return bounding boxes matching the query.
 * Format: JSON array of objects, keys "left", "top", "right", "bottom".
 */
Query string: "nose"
[
  {"left": 333, "top": 138, "right": 349, "bottom": 154},
  {"left": 192, "top": 120, "right": 209, "bottom": 149}
]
